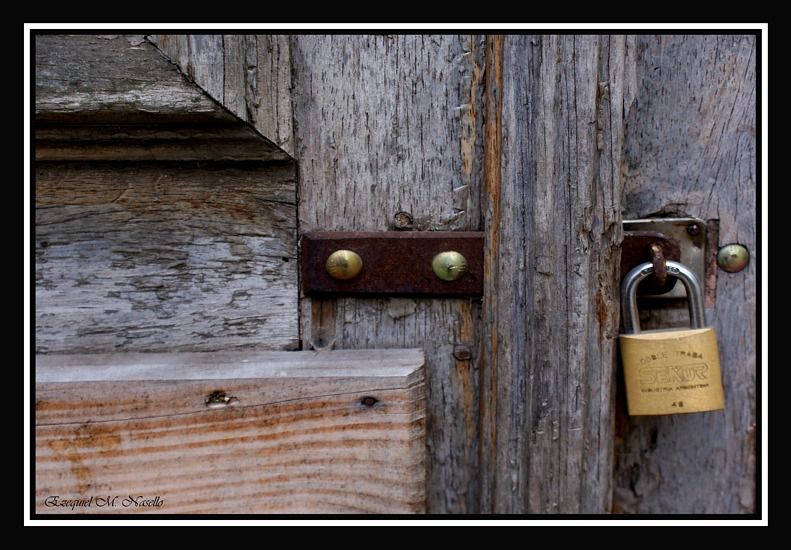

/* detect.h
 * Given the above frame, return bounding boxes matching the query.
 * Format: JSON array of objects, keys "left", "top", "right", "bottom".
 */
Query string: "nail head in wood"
[
  {"left": 325, "top": 249, "right": 363, "bottom": 281},
  {"left": 432, "top": 251, "right": 469, "bottom": 282}
]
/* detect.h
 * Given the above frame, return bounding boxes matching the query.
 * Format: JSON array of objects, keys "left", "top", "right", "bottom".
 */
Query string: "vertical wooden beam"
[
  {"left": 614, "top": 35, "right": 757, "bottom": 514},
  {"left": 480, "top": 35, "right": 628, "bottom": 513},
  {"left": 291, "top": 35, "right": 485, "bottom": 513}
]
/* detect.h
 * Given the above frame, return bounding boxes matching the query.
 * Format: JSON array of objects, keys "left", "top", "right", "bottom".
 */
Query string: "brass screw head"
[
  {"left": 326, "top": 249, "right": 363, "bottom": 280},
  {"left": 432, "top": 251, "right": 468, "bottom": 281},
  {"left": 717, "top": 243, "right": 749, "bottom": 273}
]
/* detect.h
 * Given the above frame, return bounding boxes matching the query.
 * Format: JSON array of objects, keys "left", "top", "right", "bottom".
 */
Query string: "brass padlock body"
[
  {"left": 620, "top": 327, "right": 724, "bottom": 415},
  {"left": 620, "top": 260, "right": 725, "bottom": 416}
]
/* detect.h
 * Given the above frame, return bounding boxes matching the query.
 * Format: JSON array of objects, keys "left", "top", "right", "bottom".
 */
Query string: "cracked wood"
[
  {"left": 35, "top": 162, "right": 299, "bottom": 353},
  {"left": 149, "top": 35, "right": 295, "bottom": 157},
  {"left": 613, "top": 35, "right": 757, "bottom": 514},
  {"left": 290, "top": 35, "right": 485, "bottom": 514},
  {"left": 35, "top": 35, "right": 289, "bottom": 162},
  {"left": 480, "top": 35, "right": 628, "bottom": 513}
]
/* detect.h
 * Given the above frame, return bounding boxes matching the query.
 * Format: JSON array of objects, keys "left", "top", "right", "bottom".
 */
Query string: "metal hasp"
[
  {"left": 623, "top": 217, "right": 710, "bottom": 300},
  {"left": 301, "top": 232, "right": 484, "bottom": 297},
  {"left": 621, "top": 231, "right": 681, "bottom": 295}
]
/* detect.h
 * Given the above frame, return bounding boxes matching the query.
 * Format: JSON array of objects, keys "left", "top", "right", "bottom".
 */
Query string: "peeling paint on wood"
[{"left": 35, "top": 34, "right": 299, "bottom": 354}]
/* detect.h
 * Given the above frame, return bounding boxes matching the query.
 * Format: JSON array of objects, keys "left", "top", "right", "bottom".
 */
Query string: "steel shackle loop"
[{"left": 621, "top": 260, "right": 705, "bottom": 334}]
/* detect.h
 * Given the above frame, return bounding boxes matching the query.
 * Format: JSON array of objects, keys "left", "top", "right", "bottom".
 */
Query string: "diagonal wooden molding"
[
  {"left": 35, "top": 35, "right": 291, "bottom": 162},
  {"left": 149, "top": 35, "right": 295, "bottom": 158}
]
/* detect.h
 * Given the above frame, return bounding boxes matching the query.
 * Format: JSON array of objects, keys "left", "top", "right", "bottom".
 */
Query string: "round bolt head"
[
  {"left": 432, "top": 251, "right": 469, "bottom": 282},
  {"left": 717, "top": 243, "right": 749, "bottom": 273},
  {"left": 326, "top": 250, "right": 363, "bottom": 280}
]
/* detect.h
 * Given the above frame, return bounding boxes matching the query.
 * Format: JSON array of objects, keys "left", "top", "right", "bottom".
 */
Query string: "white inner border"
[{"left": 23, "top": 22, "right": 769, "bottom": 527}]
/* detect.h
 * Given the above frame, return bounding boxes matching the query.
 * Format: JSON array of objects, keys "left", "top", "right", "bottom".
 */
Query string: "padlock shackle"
[{"left": 621, "top": 260, "right": 706, "bottom": 334}]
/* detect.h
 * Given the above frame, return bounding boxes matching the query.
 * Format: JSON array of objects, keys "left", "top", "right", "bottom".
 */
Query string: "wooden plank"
[
  {"left": 480, "top": 35, "right": 629, "bottom": 513},
  {"left": 290, "top": 35, "right": 485, "bottom": 513},
  {"left": 36, "top": 126, "right": 285, "bottom": 163},
  {"left": 35, "top": 35, "right": 288, "bottom": 162},
  {"left": 35, "top": 162, "right": 299, "bottom": 354},
  {"left": 149, "top": 35, "right": 295, "bottom": 157},
  {"left": 613, "top": 35, "right": 756, "bottom": 514},
  {"left": 35, "top": 349, "right": 426, "bottom": 514},
  {"left": 35, "top": 34, "right": 220, "bottom": 121}
]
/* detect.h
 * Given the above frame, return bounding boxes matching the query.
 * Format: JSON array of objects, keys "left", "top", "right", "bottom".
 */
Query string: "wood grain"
[
  {"left": 290, "top": 35, "right": 485, "bottom": 513},
  {"left": 35, "top": 349, "right": 426, "bottom": 514},
  {"left": 149, "top": 35, "right": 295, "bottom": 157},
  {"left": 35, "top": 126, "right": 286, "bottom": 163},
  {"left": 35, "top": 162, "right": 299, "bottom": 353},
  {"left": 33, "top": 33, "right": 757, "bottom": 515},
  {"left": 35, "top": 35, "right": 289, "bottom": 162},
  {"left": 613, "top": 35, "right": 756, "bottom": 514},
  {"left": 480, "top": 35, "right": 628, "bottom": 513}
]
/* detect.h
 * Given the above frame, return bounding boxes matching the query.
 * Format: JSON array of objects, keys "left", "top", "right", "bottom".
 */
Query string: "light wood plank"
[
  {"left": 613, "top": 35, "right": 756, "bottom": 514},
  {"left": 480, "top": 35, "right": 628, "bottom": 513},
  {"left": 35, "top": 350, "right": 426, "bottom": 514},
  {"left": 290, "top": 35, "right": 485, "bottom": 513},
  {"left": 35, "top": 162, "right": 298, "bottom": 354}
]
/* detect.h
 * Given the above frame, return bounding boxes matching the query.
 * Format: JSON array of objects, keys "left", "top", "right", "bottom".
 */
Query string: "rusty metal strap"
[{"left": 301, "top": 232, "right": 484, "bottom": 297}]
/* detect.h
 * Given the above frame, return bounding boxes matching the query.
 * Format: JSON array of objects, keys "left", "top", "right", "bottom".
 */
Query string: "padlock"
[{"left": 620, "top": 260, "right": 725, "bottom": 415}]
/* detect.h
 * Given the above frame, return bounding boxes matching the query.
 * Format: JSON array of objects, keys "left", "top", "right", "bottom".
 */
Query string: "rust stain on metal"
[
  {"left": 621, "top": 231, "right": 680, "bottom": 295},
  {"left": 301, "top": 232, "right": 484, "bottom": 297},
  {"left": 648, "top": 243, "right": 668, "bottom": 288}
]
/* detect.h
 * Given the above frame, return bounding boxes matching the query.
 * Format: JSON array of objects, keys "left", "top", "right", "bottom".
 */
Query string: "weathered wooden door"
[{"left": 34, "top": 33, "right": 757, "bottom": 514}]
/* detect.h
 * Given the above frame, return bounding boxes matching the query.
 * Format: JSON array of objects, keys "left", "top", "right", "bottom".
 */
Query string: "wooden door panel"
[
  {"left": 614, "top": 35, "right": 757, "bottom": 514},
  {"left": 480, "top": 35, "right": 629, "bottom": 513},
  {"left": 35, "top": 162, "right": 298, "bottom": 353},
  {"left": 35, "top": 35, "right": 299, "bottom": 353},
  {"left": 32, "top": 32, "right": 758, "bottom": 516},
  {"left": 289, "top": 35, "right": 485, "bottom": 514},
  {"left": 147, "top": 33, "right": 486, "bottom": 513}
]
